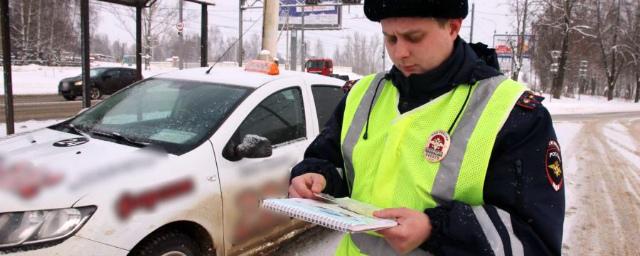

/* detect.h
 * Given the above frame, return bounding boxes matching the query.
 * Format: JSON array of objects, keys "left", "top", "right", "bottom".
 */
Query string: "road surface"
[
  {"left": 0, "top": 94, "right": 102, "bottom": 122},
  {"left": 558, "top": 112, "right": 640, "bottom": 255}
]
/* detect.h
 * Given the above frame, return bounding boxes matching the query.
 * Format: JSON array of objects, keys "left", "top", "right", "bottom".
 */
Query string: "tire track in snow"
[{"left": 562, "top": 119, "right": 640, "bottom": 256}]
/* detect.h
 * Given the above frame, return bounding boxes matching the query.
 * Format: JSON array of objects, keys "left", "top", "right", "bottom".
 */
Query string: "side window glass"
[
  {"left": 234, "top": 87, "right": 306, "bottom": 146},
  {"left": 311, "top": 85, "right": 343, "bottom": 130},
  {"left": 106, "top": 69, "right": 120, "bottom": 78}
]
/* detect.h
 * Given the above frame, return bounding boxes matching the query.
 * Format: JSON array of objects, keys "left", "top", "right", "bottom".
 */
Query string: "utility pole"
[
  {"left": 469, "top": 3, "right": 475, "bottom": 43},
  {"left": 1, "top": 0, "right": 14, "bottom": 135},
  {"left": 238, "top": 0, "right": 244, "bottom": 67},
  {"left": 262, "top": 0, "right": 279, "bottom": 58},
  {"left": 291, "top": 30, "right": 297, "bottom": 71},
  {"left": 81, "top": 0, "right": 91, "bottom": 108},
  {"left": 301, "top": 6, "right": 306, "bottom": 71},
  {"left": 201, "top": 3, "right": 208, "bottom": 67},
  {"left": 178, "top": 0, "right": 184, "bottom": 70}
]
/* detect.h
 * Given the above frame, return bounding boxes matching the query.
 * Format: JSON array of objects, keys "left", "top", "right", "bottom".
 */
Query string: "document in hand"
[{"left": 261, "top": 197, "right": 397, "bottom": 233}]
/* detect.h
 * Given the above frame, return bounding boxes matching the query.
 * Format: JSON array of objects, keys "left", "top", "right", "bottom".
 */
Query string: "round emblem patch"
[
  {"left": 424, "top": 130, "right": 451, "bottom": 163},
  {"left": 53, "top": 137, "right": 89, "bottom": 147},
  {"left": 545, "top": 140, "right": 563, "bottom": 191}
]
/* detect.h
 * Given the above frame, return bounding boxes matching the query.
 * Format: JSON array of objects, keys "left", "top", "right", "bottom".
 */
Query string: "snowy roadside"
[{"left": 0, "top": 63, "right": 178, "bottom": 95}]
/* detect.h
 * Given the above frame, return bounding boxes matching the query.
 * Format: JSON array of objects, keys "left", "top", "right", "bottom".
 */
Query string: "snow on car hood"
[{"left": 0, "top": 127, "right": 167, "bottom": 212}]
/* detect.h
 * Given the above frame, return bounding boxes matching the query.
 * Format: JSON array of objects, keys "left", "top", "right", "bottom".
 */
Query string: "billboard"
[
  {"left": 493, "top": 34, "right": 534, "bottom": 58},
  {"left": 279, "top": 0, "right": 342, "bottom": 30}
]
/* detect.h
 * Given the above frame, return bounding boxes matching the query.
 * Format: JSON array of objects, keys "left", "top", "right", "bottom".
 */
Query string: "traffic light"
[
  {"left": 342, "top": 0, "right": 362, "bottom": 4},
  {"left": 305, "top": 0, "right": 319, "bottom": 5}
]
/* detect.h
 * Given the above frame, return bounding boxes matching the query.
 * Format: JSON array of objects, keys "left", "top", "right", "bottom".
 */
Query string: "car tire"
[
  {"left": 90, "top": 87, "right": 103, "bottom": 100},
  {"left": 63, "top": 94, "right": 76, "bottom": 101},
  {"left": 130, "top": 230, "right": 200, "bottom": 256}
]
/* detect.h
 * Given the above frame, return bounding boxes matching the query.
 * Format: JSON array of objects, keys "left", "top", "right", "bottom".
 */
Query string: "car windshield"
[
  {"left": 85, "top": 68, "right": 108, "bottom": 77},
  {"left": 65, "top": 78, "right": 249, "bottom": 154},
  {"left": 306, "top": 61, "right": 325, "bottom": 69}
]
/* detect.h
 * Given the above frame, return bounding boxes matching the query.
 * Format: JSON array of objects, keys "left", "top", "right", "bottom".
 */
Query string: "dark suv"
[{"left": 58, "top": 67, "right": 142, "bottom": 100}]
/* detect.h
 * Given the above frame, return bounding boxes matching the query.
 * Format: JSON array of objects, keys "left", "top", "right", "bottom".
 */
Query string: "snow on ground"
[
  {"left": 543, "top": 94, "right": 640, "bottom": 115},
  {"left": 0, "top": 119, "right": 63, "bottom": 137},
  {"left": 0, "top": 63, "right": 178, "bottom": 95}
]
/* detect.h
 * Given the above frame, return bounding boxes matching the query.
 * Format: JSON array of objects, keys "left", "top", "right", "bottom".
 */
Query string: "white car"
[{"left": 0, "top": 63, "right": 346, "bottom": 255}]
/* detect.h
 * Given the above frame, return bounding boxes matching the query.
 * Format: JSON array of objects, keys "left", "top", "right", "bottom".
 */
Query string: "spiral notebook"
[{"left": 261, "top": 196, "right": 397, "bottom": 233}]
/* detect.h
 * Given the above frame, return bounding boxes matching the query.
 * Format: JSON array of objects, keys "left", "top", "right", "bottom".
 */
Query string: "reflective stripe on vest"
[
  {"left": 338, "top": 74, "right": 525, "bottom": 255},
  {"left": 342, "top": 72, "right": 386, "bottom": 194},
  {"left": 430, "top": 75, "right": 507, "bottom": 203}
]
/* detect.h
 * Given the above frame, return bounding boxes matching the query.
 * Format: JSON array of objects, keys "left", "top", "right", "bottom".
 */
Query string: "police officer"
[{"left": 288, "top": 0, "right": 564, "bottom": 255}]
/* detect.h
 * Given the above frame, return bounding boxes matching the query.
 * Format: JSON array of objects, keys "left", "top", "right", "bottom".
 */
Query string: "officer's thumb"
[
  {"left": 309, "top": 174, "right": 326, "bottom": 193},
  {"left": 373, "top": 208, "right": 406, "bottom": 219}
]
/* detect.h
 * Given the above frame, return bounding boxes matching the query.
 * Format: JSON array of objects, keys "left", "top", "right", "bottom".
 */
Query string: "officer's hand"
[
  {"left": 374, "top": 208, "right": 432, "bottom": 254},
  {"left": 288, "top": 173, "right": 326, "bottom": 199}
]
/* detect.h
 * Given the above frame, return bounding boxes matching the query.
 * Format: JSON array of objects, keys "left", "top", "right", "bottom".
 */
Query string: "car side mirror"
[{"left": 223, "top": 134, "right": 272, "bottom": 161}]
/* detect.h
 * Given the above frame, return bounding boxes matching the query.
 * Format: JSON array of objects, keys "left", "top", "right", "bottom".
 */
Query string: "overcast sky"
[{"left": 95, "top": 0, "right": 517, "bottom": 63}]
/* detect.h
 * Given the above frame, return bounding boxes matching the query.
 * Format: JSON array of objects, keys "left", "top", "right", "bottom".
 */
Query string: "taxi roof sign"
[{"left": 244, "top": 60, "right": 279, "bottom": 75}]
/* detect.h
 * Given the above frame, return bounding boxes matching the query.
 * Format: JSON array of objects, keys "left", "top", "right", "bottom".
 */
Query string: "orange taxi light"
[{"left": 244, "top": 60, "right": 279, "bottom": 75}]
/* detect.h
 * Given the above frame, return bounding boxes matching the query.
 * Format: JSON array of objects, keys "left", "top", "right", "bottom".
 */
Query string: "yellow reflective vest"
[{"left": 336, "top": 73, "right": 526, "bottom": 255}]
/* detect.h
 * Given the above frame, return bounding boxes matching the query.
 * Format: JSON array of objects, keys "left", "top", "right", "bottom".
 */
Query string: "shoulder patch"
[
  {"left": 516, "top": 91, "right": 544, "bottom": 110},
  {"left": 545, "top": 140, "right": 563, "bottom": 191},
  {"left": 342, "top": 79, "right": 359, "bottom": 93}
]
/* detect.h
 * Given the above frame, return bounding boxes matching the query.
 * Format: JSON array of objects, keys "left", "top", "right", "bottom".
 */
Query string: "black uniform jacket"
[{"left": 290, "top": 38, "right": 565, "bottom": 256}]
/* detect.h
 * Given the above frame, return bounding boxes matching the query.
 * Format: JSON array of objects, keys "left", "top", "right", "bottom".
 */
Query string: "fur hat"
[{"left": 364, "top": 0, "right": 469, "bottom": 22}]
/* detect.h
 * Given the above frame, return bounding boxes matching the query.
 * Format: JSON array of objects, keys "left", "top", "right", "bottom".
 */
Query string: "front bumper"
[
  {"left": 3, "top": 235, "right": 127, "bottom": 256},
  {"left": 58, "top": 82, "right": 83, "bottom": 96}
]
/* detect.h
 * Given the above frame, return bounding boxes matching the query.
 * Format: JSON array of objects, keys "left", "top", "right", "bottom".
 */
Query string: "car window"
[
  {"left": 89, "top": 68, "right": 108, "bottom": 77},
  {"left": 127, "top": 70, "right": 137, "bottom": 78},
  {"left": 66, "top": 78, "right": 249, "bottom": 155},
  {"left": 105, "top": 69, "right": 120, "bottom": 78},
  {"left": 234, "top": 87, "right": 306, "bottom": 146},
  {"left": 311, "top": 85, "right": 343, "bottom": 130}
]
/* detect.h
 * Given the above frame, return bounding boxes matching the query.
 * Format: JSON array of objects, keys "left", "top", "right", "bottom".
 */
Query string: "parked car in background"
[
  {"left": 58, "top": 67, "right": 142, "bottom": 101},
  {"left": 1, "top": 61, "right": 346, "bottom": 256}
]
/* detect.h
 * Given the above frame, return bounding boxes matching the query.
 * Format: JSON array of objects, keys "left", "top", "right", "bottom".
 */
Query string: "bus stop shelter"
[{"left": 1, "top": 0, "right": 214, "bottom": 135}]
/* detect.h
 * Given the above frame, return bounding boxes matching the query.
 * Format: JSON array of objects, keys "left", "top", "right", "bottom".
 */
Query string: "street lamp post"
[
  {"left": 578, "top": 60, "right": 588, "bottom": 101},
  {"left": 549, "top": 50, "right": 561, "bottom": 101}
]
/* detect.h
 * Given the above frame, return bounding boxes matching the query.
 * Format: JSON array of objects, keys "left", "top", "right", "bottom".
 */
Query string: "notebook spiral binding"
[{"left": 262, "top": 200, "right": 350, "bottom": 233}]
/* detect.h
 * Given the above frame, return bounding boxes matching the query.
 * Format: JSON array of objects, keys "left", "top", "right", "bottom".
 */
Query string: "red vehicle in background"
[
  {"left": 305, "top": 58, "right": 350, "bottom": 81},
  {"left": 305, "top": 58, "right": 333, "bottom": 76}
]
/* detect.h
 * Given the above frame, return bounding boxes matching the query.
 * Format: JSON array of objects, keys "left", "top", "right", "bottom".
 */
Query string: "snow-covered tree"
[{"left": 9, "top": 0, "right": 81, "bottom": 64}]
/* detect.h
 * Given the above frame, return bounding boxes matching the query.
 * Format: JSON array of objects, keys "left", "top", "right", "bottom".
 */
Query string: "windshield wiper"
[
  {"left": 67, "top": 123, "right": 91, "bottom": 138},
  {"left": 90, "top": 130, "right": 150, "bottom": 147}
]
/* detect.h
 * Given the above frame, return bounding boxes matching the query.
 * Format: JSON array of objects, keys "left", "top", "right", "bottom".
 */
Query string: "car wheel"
[
  {"left": 130, "top": 230, "right": 200, "bottom": 256},
  {"left": 63, "top": 94, "right": 76, "bottom": 101},
  {"left": 90, "top": 87, "right": 102, "bottom": 100}
]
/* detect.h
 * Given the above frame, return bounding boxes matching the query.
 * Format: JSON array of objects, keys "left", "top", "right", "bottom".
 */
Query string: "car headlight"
[
  {"left": 74, "top": 81, "right": 83, "bottom": 86},
  {"left": 0, "top": 206, "right": 96, "bottom": 249}
]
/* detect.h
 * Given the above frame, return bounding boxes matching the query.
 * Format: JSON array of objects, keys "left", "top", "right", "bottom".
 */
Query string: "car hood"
[
  {"left": 0, "top": 128, "right": 167, "bottom": 212},
  {"left": 61, "top": 76, "right": 81, "bottom": 82},
  {"left": 61, "top": 75, "right": 98, "bottom": 82}
]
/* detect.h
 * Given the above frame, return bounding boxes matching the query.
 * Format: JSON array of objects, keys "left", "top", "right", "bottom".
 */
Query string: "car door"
[
  {"left": 100, "top": 69, "right": 121, "bottom": 94},
  {"left": 310, "top": 84, "right": 345, "bottom": 130},
  {"left": 211, "top": 77, "right": 315, "bottom": 254},
  {"left": 124, "top": 69, "right": 138, "bottom": 85}
]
